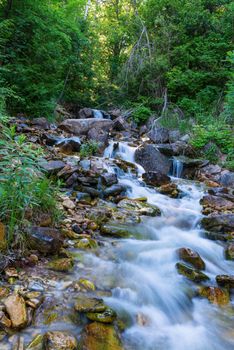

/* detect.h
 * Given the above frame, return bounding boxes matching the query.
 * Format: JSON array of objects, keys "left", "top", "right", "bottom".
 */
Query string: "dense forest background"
[{"left": 0, "top": 1, "right": 233, "bottom": 144}]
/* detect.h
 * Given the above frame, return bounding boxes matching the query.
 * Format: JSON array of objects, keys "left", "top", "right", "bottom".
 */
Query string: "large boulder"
[
  {"left": 200, "top": 195, "right": 234, "bottom": 213},
  {"left": 142, "top": 171, "right": 170, "bottom": 187},
  {"left": 157, "top": 141, "right": 194, "bottom": 157},
  {"left": 148, "top": 127, "right": 169, "bottom": 143},
  {"left": 219, "top": 171, "right": 234, "bottom": 188},
  {"left": 58, "top": 119, "right": 113, "bottom": 136},
  {"left": 201, "top": 214, "right": 234, "bottom": 233},
  {"left": 135, "top": 144, "right": 171, "bottom": 175},
  {"left": 87, "top": 127, "right": 109, "bottom": 145}
]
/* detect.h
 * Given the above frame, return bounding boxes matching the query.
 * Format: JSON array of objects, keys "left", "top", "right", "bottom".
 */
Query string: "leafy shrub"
[
  {"left": 131, "top": 105, "right": 152, "bottom": 125},
  {"left": 0, "top": 116, "right": 60, "bottom": 246},
  {"left": 80, "top": 141, "right": 100, "bottom": 158}
]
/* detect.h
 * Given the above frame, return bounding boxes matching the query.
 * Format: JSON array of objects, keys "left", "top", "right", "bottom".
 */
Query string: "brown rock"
[
  {"left": 177, "top": 248, "right": 205, "bottom": 270},
  {"left": 4, "top": 294, "right": 27, "bottom": 328},
  {"left": 44, "top": 331, "right": 77, "bottom": 350},
  {"left": 199, "top": 286, "right": 229, "bottom": 306}
]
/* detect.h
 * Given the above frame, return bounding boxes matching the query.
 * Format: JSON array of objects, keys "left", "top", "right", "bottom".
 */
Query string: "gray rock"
[
  {"left": 113, "top": 116, "right": 129, "bottom": 131},
  {"left": 79, "top": 107, "right": 93, "bottom": 119},
  {"left": 148, "top": 127, "right": 169, "bottom": 143},
  {"left": 58, "top": 118, "right": 113, "bottom": 136},
  {"left": 57, "top": 137, "right": 81, "bottom": 152},
  {"left": 103, "top": 184, "right": 126, "bottom": 198},
  {"left": 31, "top": 117, "right": 50, "bottom": 130},
  {"left": 142, "top": 171, "right": 170, "bottom": 187},
  {"left": 169, "top": 130, "right": 181, "bottom": 143},
  {"left": 87, "top": 127, "right": 108, "bottom": 145},
  {"left": 101, "top": 173, "right": 118, "bottom": 187},
  {"left": 201, "top": 214, "right": 234, "bottom": 233},
  {"left": 40, "top": 160, "right": 65, "bottom": 174},
  {"left": 135, "top": 144, "right": 171, "bottom": 175},
  {"left": 219, "top": 171, "right": 234, "bottom": 188}
]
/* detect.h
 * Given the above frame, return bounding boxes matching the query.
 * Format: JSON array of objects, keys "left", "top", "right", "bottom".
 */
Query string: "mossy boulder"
[
  {"left": 199, "top": 286, "right": 229, "bottom": 306},
  {"left": 176, "top": 262, "right": 209, "bottom": 282},
  {"left": 101, "top": 223, "right": 135, "bottom": 238},
  {"left": 47, "top": 258, "right": 74, "bottom": 272},
  {"left": 117, "top": 198, "right": 161, "bottom": 217},
  {"left": 74, "top": 296, "right": 107, "bottom": 313},
  {"left": 82, "top": 322, "right": 123, "bottom": 350},
  {"left": 86, "top": 308, "right": 117, "bottom": 324},
  {"left": 177, "top": 248, "right": 205, "bottom": 270},
  {"left": 75, "top": 238, "right": 98, "bottom": 249}
]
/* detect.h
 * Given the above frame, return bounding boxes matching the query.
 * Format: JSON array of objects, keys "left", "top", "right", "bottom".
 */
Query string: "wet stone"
[
  {"left": 216, "top": 275, "right": 234, "bottom": 289},
  {"left": 225, "top": 243, "right": 234, "bottom": 260},
  {"left": 177, "top": 247, "right": 205, "bottom": 270},
  {"left": 176, "top": 262, "right": 209, "bottom": 282},
  {"left": 47, "top": 258, "right": 74, "bottom": 272},
  {"left": 199, "top": 286, "right": 229, "bottom": 306},
  {"left": 74, "top": 296, "right": 107, "bottom": 313},
  {"left": 86, "top": 308, "right": 117, "bottom": 324},
  {"left": 4, "top": 294, "right": 27, "bottom": 329},
  {"left": 44, "top": 331, "right": 78, "bottom": 350}
]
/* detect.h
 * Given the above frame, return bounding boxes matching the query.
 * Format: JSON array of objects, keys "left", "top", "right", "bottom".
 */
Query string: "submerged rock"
[
  {"left": 82, "top": 322, "right": 123, "bottom": 350},
  {"left": 177, "top": 248, "right": 205, "bottom": 270},
  {"left": 4, "top": 294, "right": 27, "bottom": 329},
  {"left": 176, "top": 262, "right": 209, "bottom": 282},
  {"left": 135, "top": 144, "right": 171, "bottom": 175},
  {"left": 199, "top": 286, "right": 229, "bottom": 306},
  {"left": 44, "top": 331, "right": 77, "bottom": 350},
  {"left": 142, "top": 171, "right": 170, "bottom": 187}
]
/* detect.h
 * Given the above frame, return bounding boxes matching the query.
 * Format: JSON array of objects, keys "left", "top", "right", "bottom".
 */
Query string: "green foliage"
[
  {"left": 0, "top": 0, "right": 94, "bottom": 117},
  {"left": 80, "top": 140, "right": 100, "bottom": 158},
  {"left": 131, "top": 105, "right": 152, "bottom": 125},
  {"left": 0, "top": 116, "right": 60, "bottom": 246}
]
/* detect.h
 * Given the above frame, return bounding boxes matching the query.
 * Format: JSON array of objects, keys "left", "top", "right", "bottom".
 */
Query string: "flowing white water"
[
  {"left": 172, "top": 157, "right": 184, "bottom": 178},
  {"left": 83, "top": 141, "right": 234, "bottom": 350},
  {"left": 93, "top": 109, "right": 104, "bottom": 119}
]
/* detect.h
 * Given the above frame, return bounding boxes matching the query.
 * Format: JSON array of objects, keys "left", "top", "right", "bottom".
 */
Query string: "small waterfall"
[
  {"left": 93, "top": 109, "right": 103, "bottom": 119},
  {"left": 172, "top": 158, "right": 184, "bottom": 178}
]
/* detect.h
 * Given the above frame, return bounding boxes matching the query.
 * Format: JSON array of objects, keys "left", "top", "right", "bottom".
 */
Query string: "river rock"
[
  {"left": 201, "top": 214, "right": 234, "bottom": 233},
  {"left": 158, "top": 183, "right": 180, "bottom": 198},
  {"left": 4, "top": 294, "right": 27, "bottom": 329},
  {"left": 101, "top": 173, "right": 118, "bottom": 187},
  {"left": 44, "top": 331, "right": 77, "bottom": 350},
  {"left": 87, "top": 127, "right": 109, "bottom": 145},
  {"left": 157, "top": 141, "right": 193, "bottom": 157},
  {"left": 75, "top": 237, "right": 98, "bottom": 249},
  {"left": 135, "top": 144, "right": 171, "bottom": 175},
  {"left": 75, "top": 297, "right": 107, "bottom": 313},
  {"left": 59, "top": 118, "right": 113, "bottom": 135},
  {"left": 86, "top": 308, "right": 117, "bottom": 324},
  {"left": 219, "top": 171, "right": 234, "bottom": 188},
  {"left": 31, "top": 117, "right": 50, "bottom": 130},
  {"left": 40, "top": 160, "right": 65, "bottom": 175},
  {"left": 0, "top": 311, "right": 11, "bottom": 328},
  {"left": 176, "top": 262, "right": 209, "bottom": 282},
  {"left": 103, "top": 184, "right": 126, "bottom": 198},
  {"left": 200, "top": 195, "right": 234, "bottom": 213},
  {"left": 148, "top": 127, "right": 169, "bottom": 143},
  {"left": 56, "top": 137, "right": 81, "bottom": 153},
  {"left": 117, "top": 198, "right": 161, "bottom": 217},
  {"left": 82, "top": 322, "right": 123, "bottom": 350},
  {"left": 225, "top": 243, "right": 234, "bottom": 260},
  {"left": 113, "top": 116, "right": 129, "bottom": 131},
  {"left": 216, "top": 275, "right": 234, "bottom": 289},
  {"left": 47, "top": 258, "right": 74, "bottom": 272},
  {"left": 29, "top": 227, "right": 63, "bottom": 254},
  {"left": 177, "top": 248, "right": 205, "bottom": 270},
  {"left": 79, "top": 107, "right": 93, "bottom": 118},
  {"left": 142, "top": 171, "right": 170, "bottom": 187},
  {"left": 198, "top": 286, "right": 229, "bottom": 306}
]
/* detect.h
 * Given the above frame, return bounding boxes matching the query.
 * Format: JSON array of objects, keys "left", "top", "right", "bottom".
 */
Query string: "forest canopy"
[{"left": 0, "top": 0, "right": 233, "bottom": 122}]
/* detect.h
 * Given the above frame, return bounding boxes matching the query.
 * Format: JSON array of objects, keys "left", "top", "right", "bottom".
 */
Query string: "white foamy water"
[{"left": 83, "top": 141, "right": 234, "bottom": 350}]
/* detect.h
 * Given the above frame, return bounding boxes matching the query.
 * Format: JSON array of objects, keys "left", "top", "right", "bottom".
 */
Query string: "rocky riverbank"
[{"left": 0, "top": 109, "right": 233, "bottom": 350}]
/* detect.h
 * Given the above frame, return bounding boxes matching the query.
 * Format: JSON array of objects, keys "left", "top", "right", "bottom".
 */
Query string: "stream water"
[{"left": 3, "top": 141, "right": 234, "bottom": 350}]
